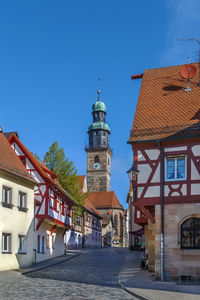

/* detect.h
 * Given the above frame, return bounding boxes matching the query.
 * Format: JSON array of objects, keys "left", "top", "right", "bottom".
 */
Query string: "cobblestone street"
[{"left": 0, "top": 248, "right": 136, "bottom": 300}]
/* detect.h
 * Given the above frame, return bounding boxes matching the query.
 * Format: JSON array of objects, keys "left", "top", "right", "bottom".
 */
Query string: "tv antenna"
[{"left": 176, "top": 38, "right": 200, "bottom": 86}]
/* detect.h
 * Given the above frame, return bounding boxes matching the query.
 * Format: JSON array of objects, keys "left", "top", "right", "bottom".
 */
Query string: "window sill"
[
  {"left": 165, "top": 178, "right": 186, "bottom": 182},
  {"left": 2, "top": 251, "right": 12, "bottom": 254},
  {"left": 18, "top": 252, "right": 27, "bottom": 254},
  {"left": 38, "top": 252, "right": 45, "bottom": 254},
  {"left": 18, "top": 206, "right": 28, "bottom": 212},
  {"left": 1, "top": 202, "right": 13, "bottom": 209}
]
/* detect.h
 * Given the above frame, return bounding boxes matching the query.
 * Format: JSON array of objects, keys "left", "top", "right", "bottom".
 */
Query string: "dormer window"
[{"left": 166, "top": 157, "right": 186, "bottom": 181}]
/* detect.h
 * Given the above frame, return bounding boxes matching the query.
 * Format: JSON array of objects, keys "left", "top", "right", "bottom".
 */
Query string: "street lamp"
[{"left": 127, "top": 164, "right": 139, "bottom": 250}]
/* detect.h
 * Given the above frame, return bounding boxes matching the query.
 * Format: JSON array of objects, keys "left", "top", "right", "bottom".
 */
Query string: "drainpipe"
[{"left": 158, "top": 140, "right": 165, "bottom": 281}]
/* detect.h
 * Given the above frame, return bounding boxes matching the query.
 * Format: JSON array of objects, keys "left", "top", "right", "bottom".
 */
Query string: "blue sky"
[{"left": 0, "top": 0, "right": 199, "bottom": 208}]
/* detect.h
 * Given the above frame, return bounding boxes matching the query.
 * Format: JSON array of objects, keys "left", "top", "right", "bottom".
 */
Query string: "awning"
[{"left": 129, "top": 228, "right": 144, "bottom": 236}]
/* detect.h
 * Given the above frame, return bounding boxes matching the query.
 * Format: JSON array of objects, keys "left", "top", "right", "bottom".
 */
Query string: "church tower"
[{"left": 86, "top": 91, "right": 112, "bottom": 192}]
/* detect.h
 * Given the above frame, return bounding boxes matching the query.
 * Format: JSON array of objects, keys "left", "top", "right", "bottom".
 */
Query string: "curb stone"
[
  {"left": 117, "top": 279, "right": 152, "bottom": 300},
  {"left": 21, "top": 252, "right": 81, "bottom": 275}
]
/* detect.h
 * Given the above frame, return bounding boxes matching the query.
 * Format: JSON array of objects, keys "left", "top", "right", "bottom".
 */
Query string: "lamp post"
[{"left": 127, "top": 165, "right": 139, "bottom": 250}]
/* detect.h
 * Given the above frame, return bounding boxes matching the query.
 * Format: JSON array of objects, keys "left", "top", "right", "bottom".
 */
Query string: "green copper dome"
[
  {"left": 88, "top": 122, "right": 110, "bottom": 132},
  {"left": 92, "top": 101, "right": 106, "bottom": 112}
]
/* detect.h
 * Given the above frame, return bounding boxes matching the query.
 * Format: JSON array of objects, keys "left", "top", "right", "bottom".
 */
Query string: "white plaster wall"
[
  {"left": 191, "top": 161, "right": 200, "bottom": 180},
  {"left": 151, "top": 163, "right": 160, "bottom": 183},
  {"left": 164, "top": 185, "right": 170, "bottom": 197},
  {"left": 145, "top": 149, "right": 160, "bottom": 160},
  {"left": 0, "top": 174, "right": 34, "bottom": 270},
  {"left": 192, "top": 145, "right": 200, "bottom": 156},
  {"left": 191, "top": 184, "right": 200, "bottom": 195},
  {"left": 35, "top": 221, "right": 65, "bottom": 263},
  {"left": 138, "top": 164, "right": 151, "bottom": 184},
  {"left": 145, "top": 186, "right": 160, "bottom": 198}
]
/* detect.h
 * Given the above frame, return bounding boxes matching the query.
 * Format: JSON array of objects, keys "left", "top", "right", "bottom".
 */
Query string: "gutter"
[{"left": 157, "top": 140, "right": 165, "bottom": 281}]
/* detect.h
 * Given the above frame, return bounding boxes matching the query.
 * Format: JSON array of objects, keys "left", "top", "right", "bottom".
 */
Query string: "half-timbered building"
[
  {"left": 129, "top": 63, "right": 200, "bottom": 281},
  {"left": 8, "top": 133, "right": 76, "bottom": 262}
]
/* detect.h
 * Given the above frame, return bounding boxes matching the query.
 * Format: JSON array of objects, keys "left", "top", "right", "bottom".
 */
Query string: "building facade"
[
  {"left": 128, "top": 63, "right": 200, "bottom": 281},
  {"left": 0, "top": 132, "right": 35, "bottom": 270},
  {"left": 9, "top": 134, "right": 76, "bottom": 263}
]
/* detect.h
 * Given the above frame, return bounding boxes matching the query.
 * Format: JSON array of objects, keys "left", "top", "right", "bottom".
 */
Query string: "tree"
[{"left": 44, "top": 141, "right": 86, "bottom": 218}]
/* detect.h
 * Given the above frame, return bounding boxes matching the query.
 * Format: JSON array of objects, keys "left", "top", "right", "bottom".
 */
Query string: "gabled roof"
[
  {"left": 83, "top": 197, "right": 102, "bottom": 219},
  {"left": 0, "top": 132, "right": 35, "bottom": 184},
  {"left": 8, "top": 134, "right": 76, "bottom": 206},
  {"left": 78, "top": 175, "right": 86, "bottom": 188},
  {"left": 88, "top": 191, "right": 123, "bottom": 210},
  {"left": 129, "top": 63, "right": 200, "bottom": 143}
]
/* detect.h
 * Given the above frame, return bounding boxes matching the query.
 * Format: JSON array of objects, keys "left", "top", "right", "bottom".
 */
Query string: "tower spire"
[{"left": 97, "top": 90, "right": 101, "bottom": 101}]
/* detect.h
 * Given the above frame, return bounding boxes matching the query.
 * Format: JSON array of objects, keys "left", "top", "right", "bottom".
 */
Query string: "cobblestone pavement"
[{"left": 0, "top": 248, "right": 137, "bottom": 300}]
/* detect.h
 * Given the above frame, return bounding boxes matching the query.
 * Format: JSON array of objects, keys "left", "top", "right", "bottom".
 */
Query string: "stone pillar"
[{"left": 147, "top": 219, "right": 155, "bottom": 272}]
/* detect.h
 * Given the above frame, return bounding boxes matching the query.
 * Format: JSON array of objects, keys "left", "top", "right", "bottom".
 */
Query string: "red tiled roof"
[
  {"left": 129, "top": 63, "right": 200, "bottom": 142},
  {"left": 78, "top": 175, "right": 86, "bottom": 188},
  {"left": 88, "top": 191, "right": 123, "bottom": 210},
  {"left": 8, "top": 134, "right": 76, "bottom": 206},
  {"left": 83, "top": 197, "right": 102, "bottom": 219},
  {"left": 0, "top": 132, "right": 35, "bottom": 184}
]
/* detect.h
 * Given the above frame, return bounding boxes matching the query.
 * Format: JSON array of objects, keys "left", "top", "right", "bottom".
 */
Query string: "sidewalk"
[
  {"left": 118, "top": 250, "right": 200, "bottom": 300},
  {"left": 19, "top": 250, "right": 81, "bottom": 275}
]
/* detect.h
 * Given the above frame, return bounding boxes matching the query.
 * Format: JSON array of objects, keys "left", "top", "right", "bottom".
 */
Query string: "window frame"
[
  {"left": 18, "top": 191, "right": 28, "bottom": 212},
  {"left": 2, "top": 186, "right": 13, "bottom": 208},
  {"left": 2, "top": 233, "right": 11, "bottom": 253},
  {"left": 165, "top": 156, "right": 186, "bottom": 182},
  {"left": 18, "top": 235, "right": 27, "bottom": 254},
  {"left": 181, "top": 218, "right": 200, "bottom": 250}
]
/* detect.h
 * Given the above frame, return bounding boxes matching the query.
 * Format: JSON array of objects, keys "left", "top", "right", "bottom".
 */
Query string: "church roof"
[
  {"left": 88, "top": 191, "right": 123, "bottom": 210},
  {"left": 92, "top": 101, "right": 106, "bottom": 112},
  {"left": 128, "top": 62, "right": 200, "bottom": 143},
  {"left": 0, "top": 132, "right": 35, "bottom": 184},
  {"left": 88, "top": 122, "right": 110, "bottom": 133},
  {"left": 78, "top": 175, "right": 86, "bottom": 188}
]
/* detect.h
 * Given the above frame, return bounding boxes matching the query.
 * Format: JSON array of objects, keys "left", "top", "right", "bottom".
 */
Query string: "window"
[
  {"left": 114, "top": 215, "right": 118, "bottom": 234},
  {"left": 181, "top": 218, "right": 200, "bottom": 249},
  {"left": 2, "top": 233, "right": 11, "bottom": 253},
  {"left": 37, "top": 235, "right": 41, "bottom": 253},
  {"left": 2, "top": 186, "right": 12, "bottom": 208},
  {"left": 166, "top": 157, "right": 186, "bottom": 180},
  {"left": 42, "top": 236, "right": 45, "bottom": 253},
  {"left": 53, "top": 196, "right": 58, "bottom": 211},
  {"left": 94, "top": 155, "right": 99, "bottom": 163},
  {"left": 18, "top": 235, "right": 26, "bottom": 253},
  {"left": 18, "top": 192, "right": 27, "bottom": 212}
]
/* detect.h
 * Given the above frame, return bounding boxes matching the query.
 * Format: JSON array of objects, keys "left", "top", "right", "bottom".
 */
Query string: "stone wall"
[
  {"left": 153, "top": 203, "right": 200, "bottom": 281},
  {"left": 87, "top": 149, "right": 111, "bottom": 192}
]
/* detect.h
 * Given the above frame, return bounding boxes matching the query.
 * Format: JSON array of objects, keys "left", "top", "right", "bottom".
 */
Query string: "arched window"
[
  {"left": 114, "top": 214, "right": 118, "bottom": 234},
  {"left": 181, "top": 218, "right": 200, "bottom": 249},
  {"left": 94, "top": 155, "right": 99, "bottom": 163}
]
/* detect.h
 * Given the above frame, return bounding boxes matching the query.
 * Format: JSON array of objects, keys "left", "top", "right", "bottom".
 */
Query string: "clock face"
[{"left": 93, "top": 162, "right": 100, "bottom": 170}]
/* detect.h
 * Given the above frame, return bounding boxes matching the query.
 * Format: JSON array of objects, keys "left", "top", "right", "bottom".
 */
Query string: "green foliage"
[{"left": 44, "top": 141, "right": 86, "bottom": 218}]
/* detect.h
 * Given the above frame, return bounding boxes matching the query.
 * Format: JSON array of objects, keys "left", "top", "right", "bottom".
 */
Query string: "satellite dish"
[{"left": 180, "top": 64, "right": 197, "bottom": 79}]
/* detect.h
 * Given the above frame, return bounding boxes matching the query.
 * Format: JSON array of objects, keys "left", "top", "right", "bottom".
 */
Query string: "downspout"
[{"left": 158, "top": 140, "right": 165, "bottom": 281}]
